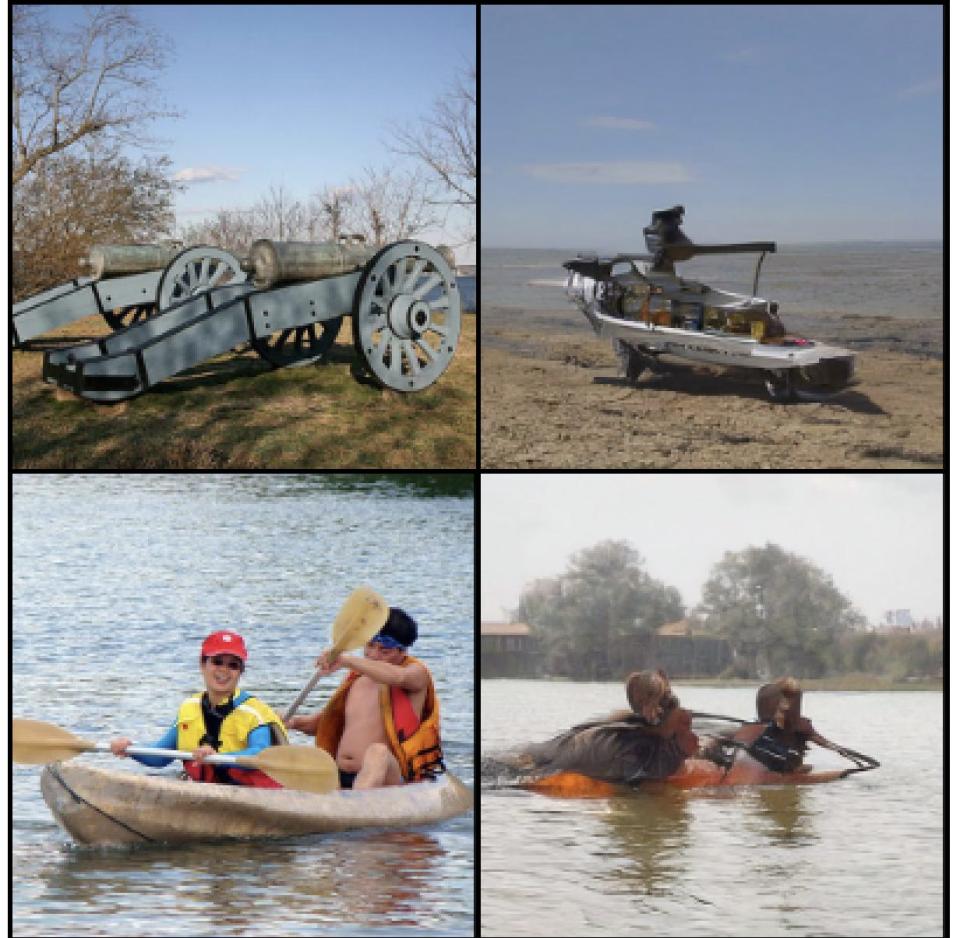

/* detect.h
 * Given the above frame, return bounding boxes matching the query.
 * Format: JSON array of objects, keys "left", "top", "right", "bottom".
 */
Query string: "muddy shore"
[{"left": 481, "top": 307, "right": 942, "bottom": 469}]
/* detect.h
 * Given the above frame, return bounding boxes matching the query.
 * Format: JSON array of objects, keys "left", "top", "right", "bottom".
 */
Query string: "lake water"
[
  {"left": 12, "top": 474, "right": 475, "bottom": 937},
  {"left": 480, "top": 680, "right": 943, "bottom": 937},
  {"left": 481, "top": 242, "right": 943, "bottom": 321}
]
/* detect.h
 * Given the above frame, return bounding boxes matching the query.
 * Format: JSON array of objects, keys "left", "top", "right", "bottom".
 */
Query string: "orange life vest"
[{"left": 314, "top": 654, "right": 444, "bottom": 782}]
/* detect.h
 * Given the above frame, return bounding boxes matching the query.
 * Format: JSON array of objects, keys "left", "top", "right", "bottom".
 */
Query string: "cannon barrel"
[
  {"left": 85, "top": 243, "right": 184, "bottom": 279},
  {"left": 249, "top": 239, "right": 377, "bottom": 288}
]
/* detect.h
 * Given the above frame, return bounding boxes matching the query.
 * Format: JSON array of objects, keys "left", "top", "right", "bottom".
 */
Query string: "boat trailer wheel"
[
  {"left": 156, "top": 245, "right": 247, "bottom": 310},
  {"left": 251, "top": 318, "right": 344, "bottom": 368},
  {"left": 764, "top": 369, "right": 797, "bottom": 403},
  {"left": 352, "top": 241, "right": 461, "bottom": 392}
]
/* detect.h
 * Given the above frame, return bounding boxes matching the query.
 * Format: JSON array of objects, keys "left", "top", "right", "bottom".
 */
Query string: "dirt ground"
[{"left": 481, "top": 318, "right": 943, "bottom": 470}]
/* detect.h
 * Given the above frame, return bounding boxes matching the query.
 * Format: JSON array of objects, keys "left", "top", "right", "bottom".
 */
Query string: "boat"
[
  {"left": 522, "top": 756, "right": 852, "bottom": 798},
  {"left": 40, "top": 761, "right": 473, "bottom": 847},
  {"left": 563, "top": 205, "right": 856, "bottom": 402}
]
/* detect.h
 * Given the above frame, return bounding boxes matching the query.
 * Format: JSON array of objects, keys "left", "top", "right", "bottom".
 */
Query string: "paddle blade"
[
  {"left": 13, "top": 718, "right": 96, "bottom": 764},
  {"left": 329, "top": 586, "right": 389, "bottom": 660},
  {"left": 241, "top": 745, "right": 340, "bottom": 794}
]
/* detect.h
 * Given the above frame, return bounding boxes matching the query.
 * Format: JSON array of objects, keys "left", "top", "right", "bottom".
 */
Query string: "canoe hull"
[
  {"left": 41, "top": 762, "right": 472, "bottom": 846},
  {"left": 524, "top": 758, "right": 849, "bottom": 798}
]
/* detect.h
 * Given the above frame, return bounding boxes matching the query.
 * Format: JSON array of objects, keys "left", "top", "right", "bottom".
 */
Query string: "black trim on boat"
[{"left": 47, "top": 763, "right": 155, "bottom": 844}]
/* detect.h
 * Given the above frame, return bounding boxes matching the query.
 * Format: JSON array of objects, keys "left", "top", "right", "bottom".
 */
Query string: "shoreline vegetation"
[{"left": 484, "top": 675, "right": 942, "bottom": 692}]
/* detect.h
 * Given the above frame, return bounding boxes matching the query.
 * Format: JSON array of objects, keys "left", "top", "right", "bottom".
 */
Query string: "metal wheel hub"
[
  {"left": 388, "top": 294, "right": 432, "bottom": 339},
  {"left": 352, "top": 240, "right": 461, "bottom": 392}
]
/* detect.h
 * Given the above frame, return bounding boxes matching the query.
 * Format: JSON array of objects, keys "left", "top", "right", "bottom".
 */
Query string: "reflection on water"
[
  {"left": 34, "top": 830, "right": 455, "bottom": 935},
  {"left": 13, "top": 475, "right": 474, "bottom": 937},
  {"left": 600, "top": 790, "right": 692, "bottom": 896},
  {"left": 481, "top": 680, "right": 942, "bottom": 937}
]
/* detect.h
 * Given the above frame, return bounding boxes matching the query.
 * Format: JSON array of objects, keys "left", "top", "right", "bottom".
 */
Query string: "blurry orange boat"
[{"left": 523, "top": 757, "right": 853, "bottom": 798}]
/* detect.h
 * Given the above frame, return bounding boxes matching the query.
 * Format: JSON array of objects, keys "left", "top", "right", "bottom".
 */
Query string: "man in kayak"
[
  {"left": 736, "top": 677, "right": 838, "bottom": 772},
  {"left": 515, "top": 669, "right": 700, "bottom": 784},
  {"left": 285, "top": 608, "right": 443, "bottom": 790},
  {"left": 109, "top": 630, "right": 289, "bottom": 787}
]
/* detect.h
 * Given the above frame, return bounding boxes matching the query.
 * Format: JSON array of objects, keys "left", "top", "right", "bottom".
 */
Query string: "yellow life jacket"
[
  {"left": 177, "top": 690, "right": 289, "bottom": 753},
  {"left": 314, "top": 654, "right": 444, "bottom": 782}
]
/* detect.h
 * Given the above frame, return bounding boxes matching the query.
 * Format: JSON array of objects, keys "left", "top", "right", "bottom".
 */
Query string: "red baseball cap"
[{"left": 201, "top": 630, "right": 248, "bottom": 660}]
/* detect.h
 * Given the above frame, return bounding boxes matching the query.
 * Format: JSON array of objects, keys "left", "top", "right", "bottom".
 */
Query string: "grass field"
[{"left": 12, "top": 313, "right": 476, "bottom": 469}]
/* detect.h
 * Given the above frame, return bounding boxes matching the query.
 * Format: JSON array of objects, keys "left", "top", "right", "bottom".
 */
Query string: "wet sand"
[{"left": 481, "top": 308, "right": 942, "bottom": 469}]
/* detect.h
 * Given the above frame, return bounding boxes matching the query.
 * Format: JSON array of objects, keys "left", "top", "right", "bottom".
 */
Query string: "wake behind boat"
[{"left": 41, "top": 761, "right": 472, "bottom": 847}]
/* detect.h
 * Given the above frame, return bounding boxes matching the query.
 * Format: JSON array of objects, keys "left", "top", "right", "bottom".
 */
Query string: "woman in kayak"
[
  {"left": 109, "top": 630, "right": 289, "bottom": 787},
  {"left": 737, "top": 677, "right": 838, "bottom": 772},
  {"left": 516, "top": 669, "right": 700, "bottom": 784}
]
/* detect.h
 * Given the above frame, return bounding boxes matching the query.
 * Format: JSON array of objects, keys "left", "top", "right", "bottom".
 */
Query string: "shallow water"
[
  {"left": 481, "top": 680, "right": 942, "bottom": 937},
  {"left": 12, "top": 474, "right": 475, "bottom": 937},
  {"left": 481, "top": 243, "right": 943, "bottom": 320}
]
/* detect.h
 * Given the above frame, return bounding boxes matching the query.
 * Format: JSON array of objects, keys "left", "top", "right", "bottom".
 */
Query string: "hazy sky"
[
  {"left": 481, "top": 474, "right": 943, "bottom": 626},
  {"left": 41, "top": 5, "right": 476, "bottom": 262},
  {"left": 481, "top": 5, "right": 943, "bottom": 249}
]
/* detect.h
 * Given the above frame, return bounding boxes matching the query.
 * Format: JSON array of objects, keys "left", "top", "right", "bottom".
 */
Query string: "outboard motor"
[{"left": 643, "top": 205, "right": 694, "bottom": 271}]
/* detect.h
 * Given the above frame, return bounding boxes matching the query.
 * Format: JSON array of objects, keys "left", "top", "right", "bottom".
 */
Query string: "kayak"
[
  {"left": 523, "top": 756, "right": 851, "bottom": 797},
  {"left": 40, "top": 761, "right": 473, "bottom": 846}
]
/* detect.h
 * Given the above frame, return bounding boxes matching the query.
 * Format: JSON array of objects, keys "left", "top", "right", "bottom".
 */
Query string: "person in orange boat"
[
  {"left": 517, "top": 668, "right": 700, "bottom": 784},
  {"left": 285, "top": 608, "right": 444, "bottom": 790},
  {"left": 736, "top": 677, "right": 838, "bottom": 772}
]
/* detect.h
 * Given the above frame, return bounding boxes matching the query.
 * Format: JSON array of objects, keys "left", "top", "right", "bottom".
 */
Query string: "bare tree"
[
  {"left": 389, "top": 64, "right": 476, "bottom": 220},
  {"left": 347, "top": 167, "right": 437, "bottom": 246},
  {"left": 177, "top": 210, "right": 259, "bottom": 256},
  {"left": 13, "top": 5, "right": 176, "bottom": 186},
  {"left": 250, "top": 184, "right": 309, "bottom": 240},
  {"left": 306, "top": 185, "right": 357, "bottom": 241}
]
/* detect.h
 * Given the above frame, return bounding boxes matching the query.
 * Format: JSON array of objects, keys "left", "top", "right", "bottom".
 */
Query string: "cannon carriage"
[{"left": 13, "top": 237, "right": 461, "bottom": 402}]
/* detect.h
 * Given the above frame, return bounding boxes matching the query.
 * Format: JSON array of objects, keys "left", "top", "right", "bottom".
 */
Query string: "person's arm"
[
  {"left": 795, "top": 716, "right": 836, "bottom": 750},
  {"left": 286, "top": 711, "right": 321, "bottom": 734},
  {"left": 322, "top": 653, "right": 428, "bottom": 692},
  {"left": 664, "top": 706, "right": 699, "bottom": 756},
  {"left": 220, "top": 724, "right": 273, "bottom": 768},
  {"left": 111, "top": 723, "right": 179, "bottom": 768}
]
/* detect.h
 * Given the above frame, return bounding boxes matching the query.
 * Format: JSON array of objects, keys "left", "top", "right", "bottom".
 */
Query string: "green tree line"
[{"left": 514, "top": 540, "right": 941, "bottom": 681}]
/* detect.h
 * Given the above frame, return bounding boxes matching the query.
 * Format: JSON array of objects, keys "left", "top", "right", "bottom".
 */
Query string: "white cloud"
[
  {"left": 720, "top": 46, "right": 764, "bottom": 63},
  {"left": 584, "top": 116, "right": 656, "bottom": 131},
  {"left": 173, "top": 166, "right": 245, "bottom": 185},
  {"left": 520, "top": 160, "right": 693, "bottom": 185},
  {"left": 897, "top": 78, "right": 942, "bottom": 99}
]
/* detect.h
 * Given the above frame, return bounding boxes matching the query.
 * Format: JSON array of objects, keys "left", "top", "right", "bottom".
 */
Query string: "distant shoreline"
[
  {"left": 481, "top": 675, "right": 943, "bottom": 692},
  {"left": 483, "top": 239, "right": 944, "bottom": 253}
]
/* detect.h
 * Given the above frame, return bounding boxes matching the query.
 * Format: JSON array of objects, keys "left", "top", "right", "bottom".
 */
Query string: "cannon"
[
  {"left": 11, "top": 244, "right": 247, "bottom": 343},
  {"left": 15, "top": 237, "right": 461, "bottom": 401}
]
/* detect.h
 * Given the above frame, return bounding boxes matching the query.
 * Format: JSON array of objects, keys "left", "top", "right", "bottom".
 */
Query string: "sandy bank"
[{"left": 481, "top": 311, "right": 942, "bottom": 470}]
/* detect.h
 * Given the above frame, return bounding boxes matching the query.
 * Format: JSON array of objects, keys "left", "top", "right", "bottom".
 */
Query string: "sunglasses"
[{"left": 205, "top": 655, "right": 244, "bottom": 671}]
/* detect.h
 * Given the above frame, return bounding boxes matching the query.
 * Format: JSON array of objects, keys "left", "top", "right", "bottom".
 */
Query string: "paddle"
[
  {"left": 282, "top": 585, "right": 389, "bottom": 723},
  {"left": 13, "top": 718, "right": 339, "bottom": 794},
  {"left": 691, "top": 712, "right": 880, "bottom": 772}
]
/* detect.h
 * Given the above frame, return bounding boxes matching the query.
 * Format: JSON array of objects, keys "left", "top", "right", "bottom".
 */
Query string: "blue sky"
[
  {"left": 42, "top": 4, "right": 476, "bottom": 261},
  {"left": 481, "top": 5, "right": 943, "bottom": 248}
]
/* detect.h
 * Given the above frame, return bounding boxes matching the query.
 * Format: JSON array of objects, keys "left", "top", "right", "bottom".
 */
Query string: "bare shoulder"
[{"left": 400, "top": 657, "right": 430, "bottom": 690}]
